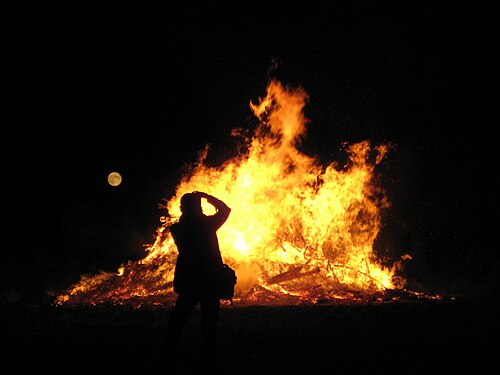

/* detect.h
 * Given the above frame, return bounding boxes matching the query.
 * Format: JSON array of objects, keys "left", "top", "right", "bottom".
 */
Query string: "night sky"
[{"left": 4, "top": 2, "right": 498, "bottom": 303}]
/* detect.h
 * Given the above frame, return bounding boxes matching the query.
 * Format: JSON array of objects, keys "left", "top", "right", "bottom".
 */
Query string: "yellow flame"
[{"left": 55, "top": 80, "right": 407, "bottom": 307}]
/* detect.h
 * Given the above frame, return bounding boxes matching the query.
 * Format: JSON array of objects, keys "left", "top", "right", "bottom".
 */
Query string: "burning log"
[{"left": 266, "top": 266, "right": 321, "bottom": 284}]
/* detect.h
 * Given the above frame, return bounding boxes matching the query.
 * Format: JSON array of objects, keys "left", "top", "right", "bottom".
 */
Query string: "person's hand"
[{"left": 193, "top": 191, "right": 208, "bottom": 198}]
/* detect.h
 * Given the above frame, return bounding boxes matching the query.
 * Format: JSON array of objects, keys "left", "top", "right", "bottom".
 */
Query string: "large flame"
[{"left": 55, "top": 80, "right": 410, "bottom": 307}]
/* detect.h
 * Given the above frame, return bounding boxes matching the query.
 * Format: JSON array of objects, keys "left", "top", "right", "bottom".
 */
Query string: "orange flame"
[{"left": 55, "top": 80, "right": 409, "bottom": 307}]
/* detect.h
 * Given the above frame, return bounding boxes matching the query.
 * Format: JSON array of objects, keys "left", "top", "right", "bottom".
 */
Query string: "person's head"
[{"left": 180, "top": 192, "right": 202, "bottom": 216}]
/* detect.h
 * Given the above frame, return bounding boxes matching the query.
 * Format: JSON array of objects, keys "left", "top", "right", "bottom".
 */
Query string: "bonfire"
[{"left": 55, "top": 79, "right": 419, "bottom": 308}]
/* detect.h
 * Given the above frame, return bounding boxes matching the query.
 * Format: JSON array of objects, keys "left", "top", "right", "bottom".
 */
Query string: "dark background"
[{"left": 4, "top": 2, "right": 498, "bottom": 304}]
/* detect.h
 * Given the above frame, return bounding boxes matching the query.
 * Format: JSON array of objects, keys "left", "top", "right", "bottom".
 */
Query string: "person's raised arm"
[{"left": 196, "top": 191, "right": 231, "bottom": 228}]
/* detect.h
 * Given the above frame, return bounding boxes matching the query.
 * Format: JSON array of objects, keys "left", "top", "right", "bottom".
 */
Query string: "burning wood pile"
[{"left": 54, "top": 80, "right": 426, "bottom": 308}]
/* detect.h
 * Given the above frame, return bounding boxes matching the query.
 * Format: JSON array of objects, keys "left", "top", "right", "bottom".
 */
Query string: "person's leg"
[
  {"left": 166, "top": 292, "right": 199, "bottom": 350},
  {"left": 199, "top": 294, "right": 221, "bottom": 359}
]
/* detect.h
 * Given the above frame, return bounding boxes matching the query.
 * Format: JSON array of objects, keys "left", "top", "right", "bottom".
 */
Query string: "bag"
[{"left": 218, "top": 264, "right": 237, "bottom": 303}]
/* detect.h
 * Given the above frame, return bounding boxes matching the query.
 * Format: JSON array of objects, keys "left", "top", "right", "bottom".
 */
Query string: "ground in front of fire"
[{"left": 4, "top": 298, "right": 498, "bottom": 374}]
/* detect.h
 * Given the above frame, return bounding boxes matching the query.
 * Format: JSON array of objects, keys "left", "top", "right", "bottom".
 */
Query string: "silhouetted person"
[{"left": 165, "top": 191, "right": 231, "bottom": 370}]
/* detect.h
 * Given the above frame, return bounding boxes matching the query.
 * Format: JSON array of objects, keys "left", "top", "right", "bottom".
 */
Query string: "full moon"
[{"left": 107, "top": 171, "right": 122, "bottom": 186}]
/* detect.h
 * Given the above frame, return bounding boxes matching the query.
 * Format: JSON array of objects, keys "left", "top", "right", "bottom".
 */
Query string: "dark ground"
[{"left": 3, "top": 298, "right": 498, "bottom": 374}]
